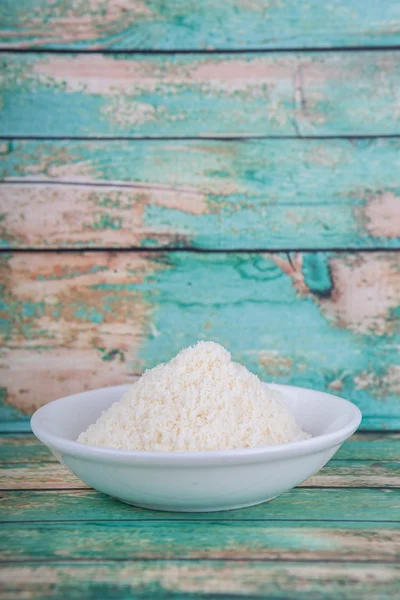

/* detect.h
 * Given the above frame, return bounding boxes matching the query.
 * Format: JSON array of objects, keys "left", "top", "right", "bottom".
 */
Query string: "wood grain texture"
[
  {"left": 1, "top": 521, "right": 399, "bottom": 562},
  {"left": 0, "top": 561, "right": 399, "bottom": 599},
  {"left": 1, "top": 251, "right": 399, "bottom": 429},
  {"left": 2, "top": 460, "right": 399, "bottom": 490},
  {"left": 2, "top": 52, "right": 400, "bottom": 137},
  {"left": 1, "top": 139, "right": 400, "bottom": 250},
  {"left": 2, "top": 1, "right": 400, "bottom": 50},
  {"left": 3, "top": 432, "right": 398, "bottom": 463},
  {"left": 3, "top": 488, "right": 398, "bottom": 522}
]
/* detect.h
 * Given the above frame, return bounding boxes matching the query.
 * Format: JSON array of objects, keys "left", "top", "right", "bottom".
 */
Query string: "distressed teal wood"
[
  {"left": 1, "top": 1, "right": 400, "bottom": 50},
  {"left": 2, "top": 489, "right": 399, "bottom": 522},
  {"left": 1, "top": 52, "right": 400, "bottom": 137},
  {"left": 1, "top": 251, "right": 399, "bottom": 429},
  {"left": 336, "top": 434, "right": 400, "bottom": 461},
  {"left": 1, "top": 139, "right": 400, "bottom": 250},
  {"left": 1, "top": 521, "right": 399, "bottom": 562},
  {"left": 1, "top": 459, "right": 398, "bottom": 490},
  {"left": 0, "top": 390, "right": 30, "bottom": 431},
  {"left": 2, "top": 433, "right": 397, "bottom": 462},
  {"left": 0, "top": 433, "right": 54, "bottom": 462},
  {"left": 0, "top": 561, "right": 399, "bottom": 599}
]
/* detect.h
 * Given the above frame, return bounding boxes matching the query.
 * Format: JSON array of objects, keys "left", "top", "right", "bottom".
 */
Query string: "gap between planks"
[
  {"left": 0, "top": 558, "right": 398, "bottom": 565},
  {"left": 2, "top": 46, "right": 400, "bottom": 54},
  {"left": 1, "top": 247, "right": 400, "bottom": 254},
  {"left": 3, "top": 134, "right": 400, "bottom": 140}
]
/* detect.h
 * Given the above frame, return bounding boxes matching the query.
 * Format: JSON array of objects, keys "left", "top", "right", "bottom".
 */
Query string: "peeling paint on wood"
[
  {"left": 1, "top": 139, "right": 400, "bottom": 249},
  {"left": 1, "top": 52, "right": 400, "bottom": 136},
  {"left": 1, "top": 0, "right": 400, "bottom": 50},
  {"left": 1, "top": 521, "right": 399, "bottom": 562},
  {"left": 1, "top": 460, "right": 398, "bottom": 490},
  {"left": 0, "top": 561, "right": 399, "bottom": 599},
  {"left": 1, "top": 251, "right": 399, "bottom": 429},
  {"left": 3, "top": 488, "right": 398, "bottom": 523}
]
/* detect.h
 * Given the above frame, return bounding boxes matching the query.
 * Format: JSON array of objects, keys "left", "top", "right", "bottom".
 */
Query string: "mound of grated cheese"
[{"left": 78, "top": 341, "right": 309, "bottom": 451}]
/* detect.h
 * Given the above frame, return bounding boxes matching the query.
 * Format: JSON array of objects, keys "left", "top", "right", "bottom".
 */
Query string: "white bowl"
[{"left": 31, "top": 384, "right": 361, "bottom": 512}]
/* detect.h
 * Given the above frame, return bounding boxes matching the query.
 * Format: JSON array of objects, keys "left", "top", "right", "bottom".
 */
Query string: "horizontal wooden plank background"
[
  {"left": 1, "top": 139, "right": 400, "bottom": 249},
  {"left": 0, "top": 1, "right": 399, "bottom": 433},
  {"left": 1, "top": 0, "right": 400, "bottom": 50},
  {"left": 2, "top": 51, "right": 400, "bottom": 137}
]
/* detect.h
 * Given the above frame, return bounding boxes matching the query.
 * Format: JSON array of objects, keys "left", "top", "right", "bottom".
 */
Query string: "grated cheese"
[{"left": 78, "top": 341, "right": 309, "bottom": 451}]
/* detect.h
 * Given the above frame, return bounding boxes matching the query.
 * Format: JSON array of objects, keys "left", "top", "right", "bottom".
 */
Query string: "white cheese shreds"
[{"left": 78, "top": 341, "right": 309, "bottom": 451}]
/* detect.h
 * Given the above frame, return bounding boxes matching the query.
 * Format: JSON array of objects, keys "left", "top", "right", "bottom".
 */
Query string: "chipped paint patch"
[
  {"left": 3, "top": 0, "right": 154, "bottom": 48},
  {"left": 354, "top": 366, "right": 400, "bottom": 399},
  {"left": 1, "top": 144, "right": 95, "bottom": 181},
  {"left": 258, "top": 351, "right": 295, "bottom": 377},
  {"left": 320, "top": 254, "right": 400, "bottom": 336},
  {"left": 0, "top": 347, "right": 139, "bottom": 414},
  {"left": 271, "top": 254, "right": 309, "bottom": 295},
  {"left": 0, "top": 184, "right": 207, "bottom": 248},
  {"left": 274, "top": 253, "right": 400, "bottom": 337},
  {"left": 0, "top": 252, "right": 167, "bottom": 412},
  {"left": 364, "top": 192, "right": 400, "bottom": 238}
]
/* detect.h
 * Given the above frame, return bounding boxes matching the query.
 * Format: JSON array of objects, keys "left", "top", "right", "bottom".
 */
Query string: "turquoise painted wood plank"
[
  {"left": 0, "top": 433, "right": 53, "bottom": 462},
  {"left": 336, "top": 433, "right": 400, "bottom": 461},
  {"left": 1, "top": 1, "right": 400, "bottom": 50},
  {"left": 1, "top": 139, "right": 400, "bottom": 250},
  {"left": 1, "top": 459, "right": 398, "bottom": 490},
  {"left": 1, "top": 251, "right": 399, "bottom": 429},
  {"left": 1, "top": 52, "right": 400, "bottom": 137},
  {"left": 0, "top": 561, "right": 398, "bottom": 599},
  {"left": 3, "top": 488, "right": 398, "bottom": 522},
  {"left": 1, "top": 521, "right": 399, "bottom": 562},
  {"left": 2, "top": 433, "right": 397, "bottom": 463}
]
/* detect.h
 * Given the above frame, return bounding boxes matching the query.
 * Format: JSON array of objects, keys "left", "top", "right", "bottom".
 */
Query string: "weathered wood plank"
[
  {"left": 1, "top": 52, "right": 400, "bottom": 137},
  {"left": 3, "top": 488, "right": 398, "bottom": 522},
  {"left": 2, "top": 1, "right": 400, "bottom": 50},
  {"left": 0, "top": 434, "right": 53, "bottom": 463},
  {"left": 336, "top": 433, "right": 400, "bottom": 461},
  {"left": 1, "top": 139, "right": 400, "bottom": 250},
  {"left": 1, "top": 251, "right": 399, "bottom": 429},
  {"left": 0, "top": 562, "right": 398, "bottom": 599},
  {"left": 2, "top": 460, "right": 398, "bottom": 490},
  {"left": 2, "top": 433, "right": 397, "bottom": 463},
  {"left": 1, "top": 521, "right": 399, "bottom": 562}
]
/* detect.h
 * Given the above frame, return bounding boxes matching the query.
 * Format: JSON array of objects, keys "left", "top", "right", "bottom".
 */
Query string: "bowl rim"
[
  {"left": 30, "top": 383, "right": 362, "bottom": 466},
  {"left": 30, "top": 384, "right": 362, "bottom": 467}
]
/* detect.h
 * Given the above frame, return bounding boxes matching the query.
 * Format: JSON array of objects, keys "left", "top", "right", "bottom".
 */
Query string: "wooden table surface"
[{"left": 1, "top": 431, "right": 399, "bottom": 599}]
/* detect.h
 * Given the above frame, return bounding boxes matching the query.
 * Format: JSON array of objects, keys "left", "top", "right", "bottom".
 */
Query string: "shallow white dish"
[{"left": 31, "top": 383, "right": 361, "bottom": 512}]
